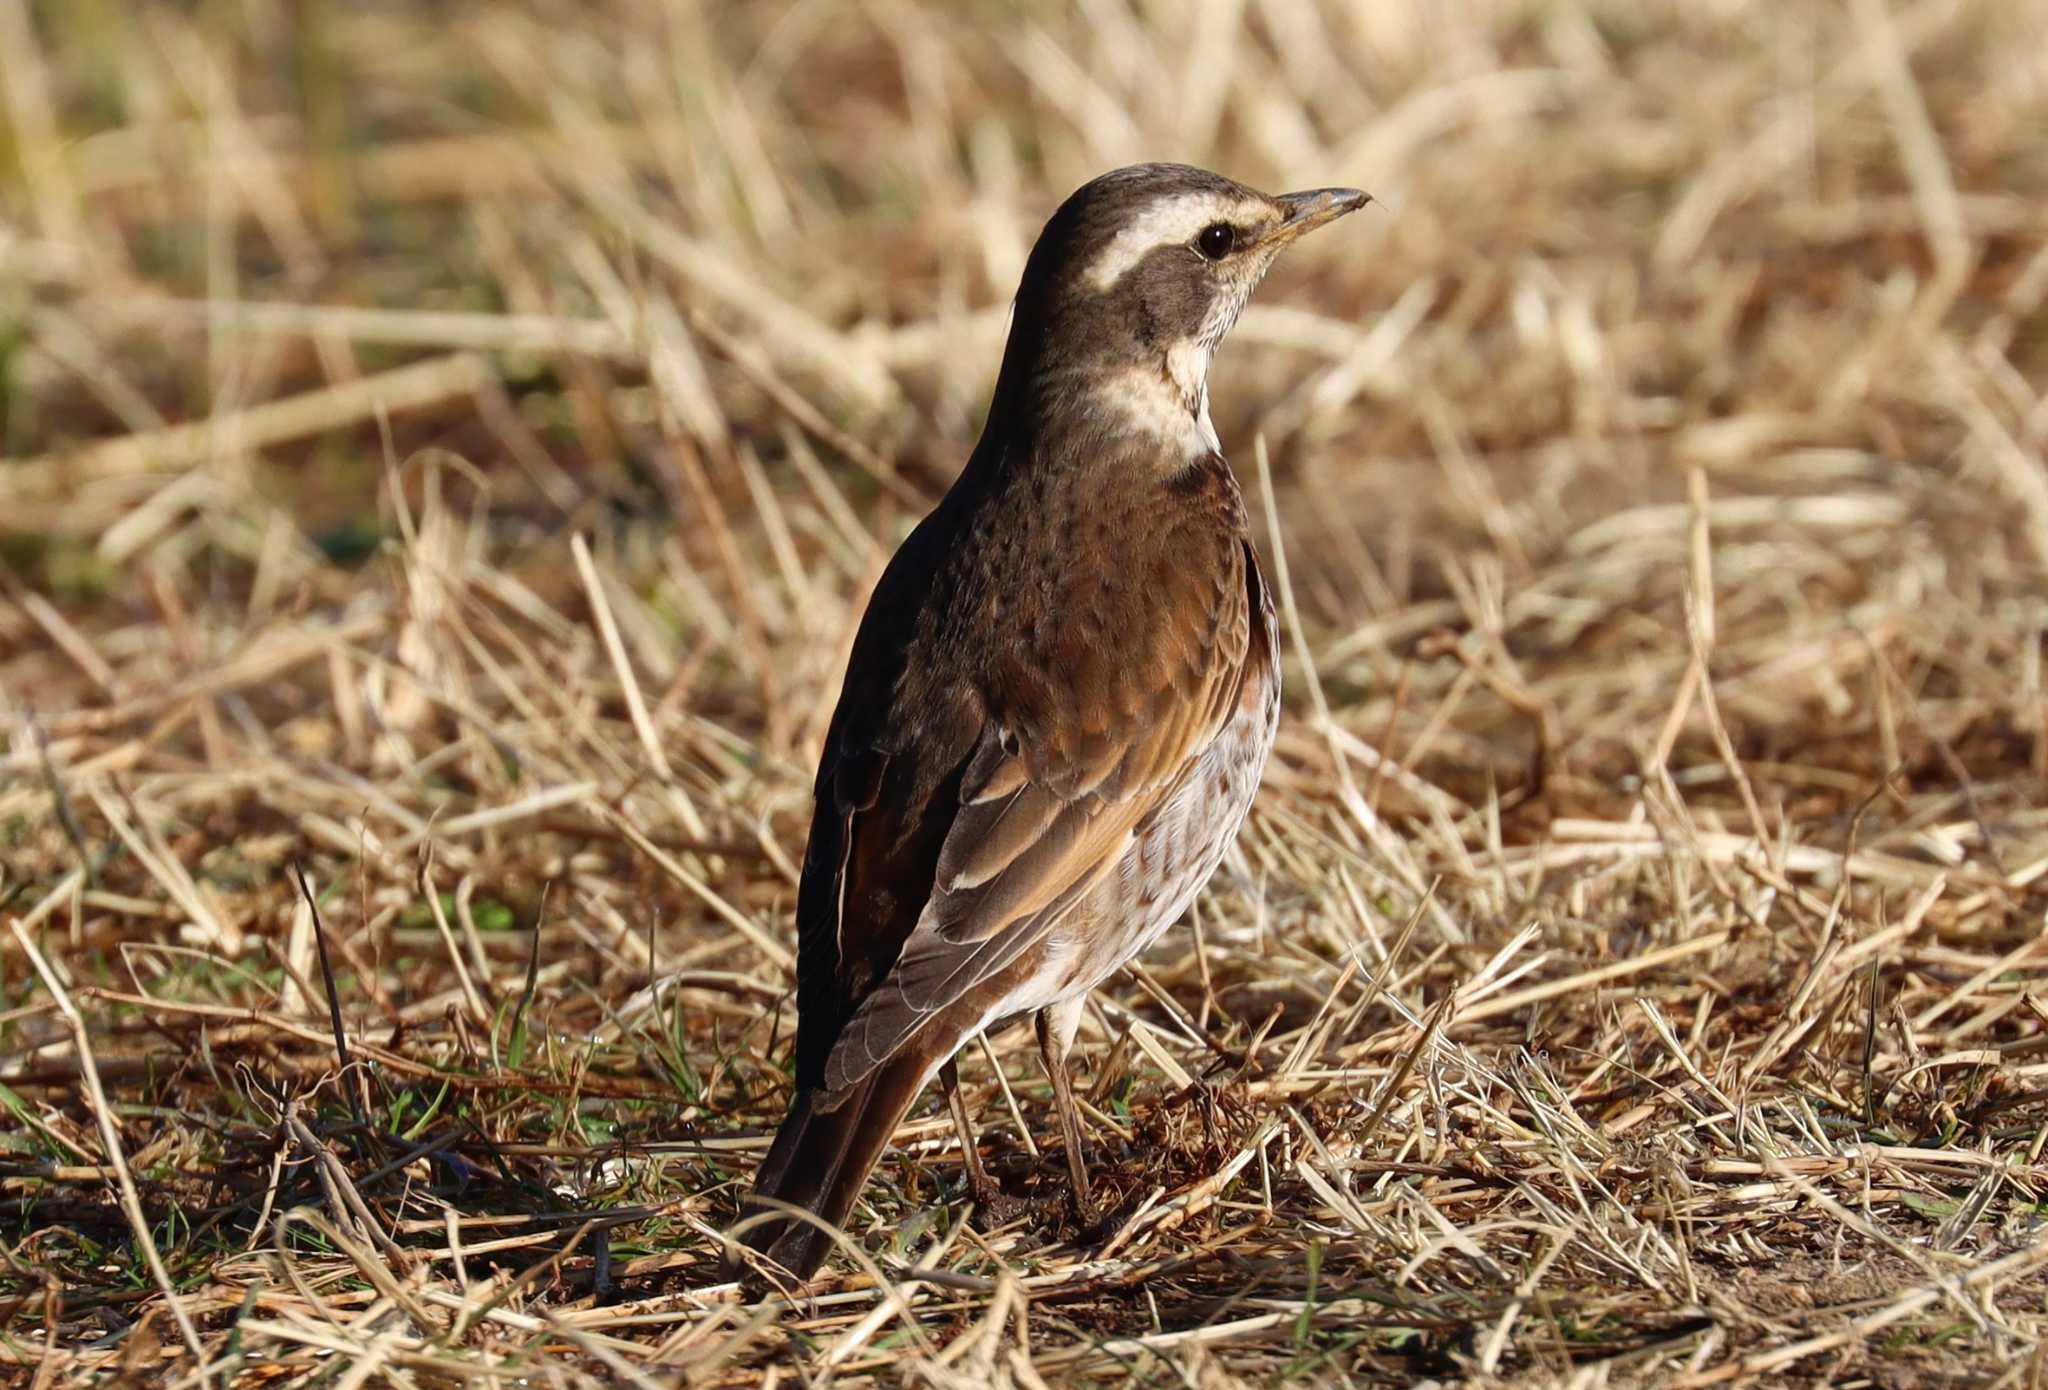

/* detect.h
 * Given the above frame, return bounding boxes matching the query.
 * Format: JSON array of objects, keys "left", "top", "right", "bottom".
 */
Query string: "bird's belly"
[
  {"left": 951, "top": 648, "right": 1279, "bottom": 1045},
  {"left": 1047, "top": 666, "right": 1280, "bottom": 1002}
]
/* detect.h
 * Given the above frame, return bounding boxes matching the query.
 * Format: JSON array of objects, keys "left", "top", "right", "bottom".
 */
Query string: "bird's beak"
[{"left": 1270, "top": 187, "right": 1372, "bottom": 246}]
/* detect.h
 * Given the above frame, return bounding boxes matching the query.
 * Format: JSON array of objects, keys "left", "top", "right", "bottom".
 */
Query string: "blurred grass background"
[{"left": 7, "top": 1, "right": 2048, "bottom": 1384}]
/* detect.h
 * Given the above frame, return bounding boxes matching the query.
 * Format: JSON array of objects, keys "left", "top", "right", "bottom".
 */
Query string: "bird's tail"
[{"left": 732, "top": 1055, "right": 932, "bottom": 1282}]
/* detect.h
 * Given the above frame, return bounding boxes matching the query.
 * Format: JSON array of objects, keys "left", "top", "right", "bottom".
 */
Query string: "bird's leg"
[
  {"left": 942, "top": 1055, "right": 1030, "bottom": 1228},
  {"left": 1036, "top": 1007, "right": 1093, "bottom": 1223},
  {"left": 940, "top": 1056, "right": 994, "bottom": 1199}
]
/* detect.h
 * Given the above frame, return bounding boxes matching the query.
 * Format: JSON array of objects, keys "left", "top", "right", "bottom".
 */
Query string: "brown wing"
[
  {"left": 789, "top": 494, "right": 983, "bottom": 1098},
  {"left": 813, "top": 464, "right": 1257, "bottom": 1102}
]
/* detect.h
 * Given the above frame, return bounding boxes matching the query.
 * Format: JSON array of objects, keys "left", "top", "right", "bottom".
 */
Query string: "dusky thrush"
[{"left": 738, "top": 163, "right": 1369, "bottom": 1280}]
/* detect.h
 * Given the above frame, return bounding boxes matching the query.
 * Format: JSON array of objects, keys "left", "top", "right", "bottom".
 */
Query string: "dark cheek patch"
[{"left": 1117, "top": 244, "right": 1214, "bottom": 346}]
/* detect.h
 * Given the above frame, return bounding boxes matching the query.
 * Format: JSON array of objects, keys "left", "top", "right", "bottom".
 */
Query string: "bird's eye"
[{"left": 1195, "top": 223, "right": 1236, "bottom": 260}]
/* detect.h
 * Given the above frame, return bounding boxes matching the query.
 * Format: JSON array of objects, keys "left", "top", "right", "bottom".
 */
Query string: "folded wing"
[{"left": 814, "top": 525, "right": 1256, "bottom": 1102}]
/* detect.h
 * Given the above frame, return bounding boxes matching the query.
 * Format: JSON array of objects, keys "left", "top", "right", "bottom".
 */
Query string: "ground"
[{"left": 5, "top": 1, "right": 2048, "bottom": 1385}]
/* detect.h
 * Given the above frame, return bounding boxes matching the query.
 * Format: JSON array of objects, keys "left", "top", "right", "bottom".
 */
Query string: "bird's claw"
[
  {"left": 1072, "top": 1185, "right": 1147, "bottom": 1245},
  {"left": 966, "top": 1184, "right": 1043, "bottom": 1232}
]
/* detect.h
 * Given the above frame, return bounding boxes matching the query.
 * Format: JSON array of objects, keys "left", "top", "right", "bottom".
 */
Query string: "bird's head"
[{"left": 992, "top": 163, "right": 1369, "bottom": 453}]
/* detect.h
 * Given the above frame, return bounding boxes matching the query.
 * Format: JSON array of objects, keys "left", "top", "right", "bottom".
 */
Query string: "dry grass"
[{"left": 5, "top": 0, "right": 2048, "bottom": 1384}]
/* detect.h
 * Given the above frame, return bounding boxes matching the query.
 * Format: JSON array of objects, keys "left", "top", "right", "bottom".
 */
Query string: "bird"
[{"left": 735, "top": 162, "right": 1368, "bottom": 1282}]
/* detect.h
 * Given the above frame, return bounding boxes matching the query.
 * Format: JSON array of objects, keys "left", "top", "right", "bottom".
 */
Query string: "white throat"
[
  {"left": 1094, "top": 342, "right": 1220, "bottom": 458},
  {"left": 1167, "top": 340, "right": 1222, "bottom": 454}
]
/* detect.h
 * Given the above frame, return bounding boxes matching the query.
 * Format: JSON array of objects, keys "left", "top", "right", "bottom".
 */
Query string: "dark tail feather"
[{"left": 733, "top": 1057, "right": 931, "bottom": 1281}]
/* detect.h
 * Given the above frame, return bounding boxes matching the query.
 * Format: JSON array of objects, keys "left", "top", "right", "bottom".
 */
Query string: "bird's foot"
[
  {"left": 1071, "top": 1185, "right": 1148, "bottom": 1245},
  {"left": 966, "top": 1183, "right": 1046, "bottom": 1232}
]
